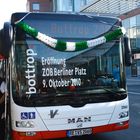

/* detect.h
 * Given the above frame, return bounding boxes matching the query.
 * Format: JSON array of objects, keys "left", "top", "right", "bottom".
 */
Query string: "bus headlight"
[
  {"left": 119, "top": 111, "right": 129, "bottom": 119},
  {"left": 16, "top": 121, "right": 35, "bottom": 128}
]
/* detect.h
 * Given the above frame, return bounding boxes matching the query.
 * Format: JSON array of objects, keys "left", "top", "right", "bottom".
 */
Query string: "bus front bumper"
[{"left": 12, "top": 120, "right": 129, "bottom": 140}]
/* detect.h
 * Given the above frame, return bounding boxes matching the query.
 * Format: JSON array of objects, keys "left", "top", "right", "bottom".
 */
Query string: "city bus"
[{"left": 0, "top": 12, "right": 132, "bottom": 140}]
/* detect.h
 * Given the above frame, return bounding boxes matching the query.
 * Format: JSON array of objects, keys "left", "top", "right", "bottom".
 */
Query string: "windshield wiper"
[
  {"left": 102, "top": 88, "right": 126, "bottom": 94},
  {"left": 101, "top": 88, "right": 127, "bottom": 100}
]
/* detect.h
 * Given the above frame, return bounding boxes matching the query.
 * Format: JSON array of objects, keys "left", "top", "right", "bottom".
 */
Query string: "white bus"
[{"left": 0, "top": 12, "right": 132, "bottom": 140}]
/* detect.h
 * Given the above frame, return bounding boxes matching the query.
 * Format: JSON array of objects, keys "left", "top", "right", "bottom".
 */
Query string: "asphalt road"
[{"left": 56, "top": 84, "right": 140, "bottom": 140}]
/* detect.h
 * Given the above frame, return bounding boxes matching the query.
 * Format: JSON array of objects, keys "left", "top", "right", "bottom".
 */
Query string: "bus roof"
[{"left": 11, "top": 12, "right": 120, "bottom": 22}]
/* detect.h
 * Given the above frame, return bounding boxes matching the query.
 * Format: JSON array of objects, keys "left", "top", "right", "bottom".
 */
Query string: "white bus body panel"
[{"left": 11, "top": 96, "right": 129, "bottom": 132}]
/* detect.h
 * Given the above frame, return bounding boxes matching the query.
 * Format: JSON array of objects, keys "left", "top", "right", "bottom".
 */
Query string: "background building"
[
  {"left": 81, "top": 0, "right": 140, "bottom": 15},
  {"left": 81, "top": 0, "right": 140, "bottom": 77},
  {"left": 53, "top": 0, "right": 92, "bottom": 12},
  {"left": 26, "top": 0, "right": 53, "bottom": 12},
  {"left": 120, "top": 8, "right": 140, "bottom": 77},
  {"left": 27, "top": 0, "right": 92, "bottom": 12}
]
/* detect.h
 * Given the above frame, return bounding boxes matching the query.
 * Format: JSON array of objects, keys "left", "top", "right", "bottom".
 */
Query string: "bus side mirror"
[
  {"left": 124, "top": 36, "right": 132, "bottom": 66},
  {"left": 0, "top": 22, "right": 13, "bottom": 58}
]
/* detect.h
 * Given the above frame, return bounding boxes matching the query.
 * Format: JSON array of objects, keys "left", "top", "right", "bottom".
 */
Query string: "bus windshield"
[{"left": 11, "top": 13, "right": 126, "bottom": 107}]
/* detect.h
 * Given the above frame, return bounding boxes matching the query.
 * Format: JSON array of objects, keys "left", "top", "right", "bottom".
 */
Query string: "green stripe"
[
  {"left": 75, "top": 42, "right": 88, "bottom": 51},
  {"left": 55, "top": 40, "right": 66, "bottom": 51},
  {"left": 17, "top": 22, "right": 38, "bottom": 37},
  {"left": 105, "top": 28, "right": 123, "bottom": 42}
]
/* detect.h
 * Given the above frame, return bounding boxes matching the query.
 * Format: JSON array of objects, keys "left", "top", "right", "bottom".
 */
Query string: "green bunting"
[
  {"left": 55, "top": 40, "right": 66, "bottom": 51},
  {"left": 15, "top": 21, "right": 125, "bottom": 52},
  {"left": 105, "top": 28, "right": 123, "bottom": 42},
  {"left": 17, "top": 22, "right": 38, "bottom": 37},
  {"left": 76, "top": 42, "right": 88, "bottom": 51}
]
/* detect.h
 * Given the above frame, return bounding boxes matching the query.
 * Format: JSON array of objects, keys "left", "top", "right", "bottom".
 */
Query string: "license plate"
[{"left": 67, "top": 128, "right": 92, "bottom": 137}]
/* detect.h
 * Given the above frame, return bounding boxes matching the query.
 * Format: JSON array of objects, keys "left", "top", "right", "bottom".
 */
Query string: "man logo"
[
  {"left": 49, "top": 110, "right": 59, "bottom": 118},
  {"left": 68, "top": 116, "right": 91, "bottom": 124}
]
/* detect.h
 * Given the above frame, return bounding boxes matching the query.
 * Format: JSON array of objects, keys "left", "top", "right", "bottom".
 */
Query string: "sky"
[{"left": 0, "top": 0, "right": 27, "bottom": 29}]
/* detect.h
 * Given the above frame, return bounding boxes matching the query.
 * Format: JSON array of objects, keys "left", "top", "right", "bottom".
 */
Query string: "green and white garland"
[{"left": 15, "top": 21, "right": 126, "bottom": 52}]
